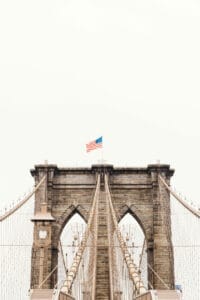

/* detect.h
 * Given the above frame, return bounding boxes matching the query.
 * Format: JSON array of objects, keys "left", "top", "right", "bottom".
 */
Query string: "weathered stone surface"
[
  {"left": 30, "top": 164, "right": 175, "bottom": 292},
  {"left": 96, "top": 189, "right": 110, "bottom": 299}
]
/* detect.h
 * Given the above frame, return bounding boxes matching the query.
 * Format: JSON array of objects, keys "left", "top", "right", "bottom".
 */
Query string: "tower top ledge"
[{"left": 30, "top": 163, "right": 174, "bottom": 177}]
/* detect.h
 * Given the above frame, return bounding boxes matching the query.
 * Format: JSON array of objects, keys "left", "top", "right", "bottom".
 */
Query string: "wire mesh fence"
[
  {"left": 0, "top": 198, "right": 34, "bottom": 300},
  {"left": 171, "top": 196, "right": 200, "bottom": 300}
]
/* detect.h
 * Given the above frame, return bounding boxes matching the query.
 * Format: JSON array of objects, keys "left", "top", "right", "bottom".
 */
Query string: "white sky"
[{"left": 0, "top": 0, "right": 200, "bottom": 209}]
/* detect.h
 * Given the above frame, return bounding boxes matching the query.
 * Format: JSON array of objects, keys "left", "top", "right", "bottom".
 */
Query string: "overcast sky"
[{"left": 0, "top": 0, "right": 200, "bottom": 209}]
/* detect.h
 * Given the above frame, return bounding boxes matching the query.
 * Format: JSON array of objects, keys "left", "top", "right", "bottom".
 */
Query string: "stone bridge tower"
[{"left": 30, "top": 164, "right": 175, "bottom": 290}]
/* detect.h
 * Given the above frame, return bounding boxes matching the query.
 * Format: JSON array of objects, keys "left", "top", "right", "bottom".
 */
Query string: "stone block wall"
[{"left": 30, "top": 164, "right": 175, "bottom": 290}]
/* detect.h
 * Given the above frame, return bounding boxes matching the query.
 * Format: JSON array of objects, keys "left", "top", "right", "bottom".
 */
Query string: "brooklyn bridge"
[{"left": 0, "top": 163, "right": 199, "bottom": 299}]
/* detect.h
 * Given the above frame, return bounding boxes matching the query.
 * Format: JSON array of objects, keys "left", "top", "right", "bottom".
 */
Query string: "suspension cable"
[
  {"left": 158, "top": 173, "right": 175, "bottom": 286},
  {"left": 60, "top": 175, "right": 100, "bottom": 296},
  {"left": 159, "top": 175, "right": 200, "bottom": 218},
  {"left": 104, "top": 174, "right": 146, "bottom": 296},
  {"left": 147, "top": 263, "right": 170, "bottom": 290},
  {"left": 59, "top": 240, "right": 68, "bottom": 278},
  {"left": 38, "top": 265, "right": 58, "bottom": 289},
  {"left": 106, "top": 184, "right": 114, "bottom": 300},
  {"left": 38, "top": 238, "right": 68, "bottom": 289},
  {"left": 0, "top": 175, "right": 46, "bottom": 222},
  {"left": 138, "top": 239, "right": 146, "bottom": 272}
]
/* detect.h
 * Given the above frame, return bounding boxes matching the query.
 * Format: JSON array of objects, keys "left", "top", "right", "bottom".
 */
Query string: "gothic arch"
[
  {"left": 52, "top": 204, "right": 89, "bottom": 248},
  {"left": 117, "top": 205, "right": 147, "bottom": 238},
  {"left": 58, "top": 206, "right": 87, "bottom": 237}
]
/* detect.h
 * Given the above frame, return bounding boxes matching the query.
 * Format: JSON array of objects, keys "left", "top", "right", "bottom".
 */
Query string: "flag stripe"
[{"left": 86, "top": 136, "right": 103, "bottom": 152}]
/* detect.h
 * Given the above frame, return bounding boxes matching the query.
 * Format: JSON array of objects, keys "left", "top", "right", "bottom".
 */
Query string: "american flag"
[{"left": 86, "top": 136, "right": 103, "bottom": 152}]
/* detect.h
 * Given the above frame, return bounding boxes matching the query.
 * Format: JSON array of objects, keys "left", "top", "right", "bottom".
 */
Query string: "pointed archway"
[
  {"left": 119, "top": 212, "right": 148, "bottom": 288},
  {"left": 58, "top": 213, "right": 86, "bottom": 283}
]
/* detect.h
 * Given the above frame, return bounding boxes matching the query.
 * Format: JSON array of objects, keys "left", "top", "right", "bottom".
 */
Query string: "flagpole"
[
  {"left": 101, "top": 146, "right": 104, "bottom": 164},
  {"left": 101, "top": 135, "right": 104, "bottom": 164}
]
